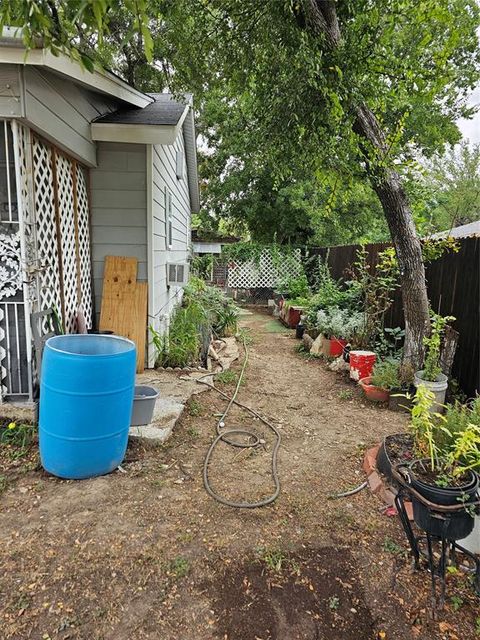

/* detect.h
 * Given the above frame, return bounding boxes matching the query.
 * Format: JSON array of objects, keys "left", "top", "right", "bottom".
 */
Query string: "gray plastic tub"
[{"left": 131, "top": 385, "right": 159, "bottom": 426}]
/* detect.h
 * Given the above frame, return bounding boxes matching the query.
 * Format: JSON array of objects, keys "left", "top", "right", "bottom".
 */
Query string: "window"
[
  {"left": 176, "top": 150, "right": 184, "bottom": 180},
  {"left": 165, "top": 188, "right": 173, "bottom": 249}
]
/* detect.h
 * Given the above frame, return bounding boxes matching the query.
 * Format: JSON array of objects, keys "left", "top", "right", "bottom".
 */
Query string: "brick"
[
  {"left": 367, "top": 470, "right": 383, "bottom": 494},
  {"left": 363, "top": 444, "right": 380, "bottom": 477},
  {"left": 379, "top": 485, "right": 396, "bottom": 507}
]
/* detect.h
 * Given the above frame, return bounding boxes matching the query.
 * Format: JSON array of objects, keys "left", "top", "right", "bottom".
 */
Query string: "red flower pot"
[
  {"left": 359, "top": 376, "right": 390, "bottom": 403},
  {"left": 329, "top": 337, "right": 347, "bottom": 357}
]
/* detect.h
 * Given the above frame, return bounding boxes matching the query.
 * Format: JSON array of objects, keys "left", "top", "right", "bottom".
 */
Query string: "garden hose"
[
  {"left": 328, "top": 481, "right": 368, "bottom": 499},
  {"left": 197, "top": 336, "right": 281, "bottom": 508}
]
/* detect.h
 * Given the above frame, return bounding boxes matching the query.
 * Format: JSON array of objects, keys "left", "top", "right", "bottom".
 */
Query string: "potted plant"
[
  {"left": 414, "top": 312, "right": 455, "bottom": 411},
  {"left": 400, "top": 385, "right": 479, "bottom": 541},
  {"left": 316, "top": 307, "right": 364, "bottom": 357},
  {"left": 388, "top": 361, "right": 415, "bottom": 413},
  {"left": 359, "top": 358, "right": 399, "bottom": 403}
]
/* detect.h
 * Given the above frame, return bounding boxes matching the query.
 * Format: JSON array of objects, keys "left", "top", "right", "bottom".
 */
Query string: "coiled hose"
[{"left": 197, "top": 336, "right": 281, "bottom": 508}]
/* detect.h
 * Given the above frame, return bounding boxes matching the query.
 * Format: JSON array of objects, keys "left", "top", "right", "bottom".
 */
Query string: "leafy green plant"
[
  {"left": 371, "top": 359, "right": 400, "bottom": 390},
  {"left": 316, "top": 307, "right": 365, "bottom": 340},
  {"left": 276, "top": 273, "right": 310, "bottom": 299},
  {"left": 328, "top": 596, "right": 340, "bottom": 611},
  {"left": 261, "top": 549, "right": 287, "bottom": 573},
  {"left": 382, "top": 537, "right": 404, "bottom": 555},
  {"left": 150, "top": 278, "right": 240, "bottom": 368},
  {"left": 449, "top": 595, "right": 464, "bottom": 611},
  {"left": 349, "top": 246, "right": 399, "bottom": 347},
  {"left": 338, "top": 389, "right": 353, "bottom": 400},
  {"left": 0, "top": 421, "right": 36, "bottom": 458},
  {"left": 409, "top": 387, "right": 480, "bottom": 479},
  {"left": 421, "top": 312, "right": 455, "bottom": 381}
]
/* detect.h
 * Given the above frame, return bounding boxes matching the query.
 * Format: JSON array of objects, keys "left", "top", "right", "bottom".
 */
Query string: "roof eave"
[
  {"left": 91, "top": 122, "right": 178, "bottom": 144},
  {"left": 0, "top": 39, "right": 151, "bottom": 108},
  {"left": 182, "top": 109, "right": 200, "bottom": 213}
]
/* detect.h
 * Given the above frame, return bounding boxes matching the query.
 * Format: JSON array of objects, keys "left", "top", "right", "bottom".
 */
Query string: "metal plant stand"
[{"left": 392, "top": 467, "right": 480, "bottom": 612}]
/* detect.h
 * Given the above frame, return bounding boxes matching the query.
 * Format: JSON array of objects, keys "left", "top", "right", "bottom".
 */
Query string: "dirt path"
[{"left": 1, "top": 310, "right": 478, "bottom": 639}]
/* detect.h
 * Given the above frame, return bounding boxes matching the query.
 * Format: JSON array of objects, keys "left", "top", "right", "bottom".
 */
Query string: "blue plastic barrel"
[{"left": 39, "top": 334, "right": 136, "bottom": 479}]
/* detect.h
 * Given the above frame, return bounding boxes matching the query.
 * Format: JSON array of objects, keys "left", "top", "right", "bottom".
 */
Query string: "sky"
[{"left": 458, "top": 88, "right": 480, "bottom": 143}]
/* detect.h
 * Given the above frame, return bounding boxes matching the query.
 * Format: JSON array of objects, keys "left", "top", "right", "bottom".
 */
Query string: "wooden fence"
[{"left": 307, "top": 237, "right": 479, "bottom": 398}]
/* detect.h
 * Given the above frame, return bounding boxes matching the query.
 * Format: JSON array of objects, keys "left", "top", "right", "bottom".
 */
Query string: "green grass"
[
  {"left": 382, "top": 537, "right": 404, "bottom": 555},
  {"left": 264, "top": 320, "right": 290, "bottom": 334},
  {"left": 188, "top": 399, "right": 203, "bottom": 417},
  {"left": 215, "top": 370, "right": 237, "bottom": 384},
  {"left": 338, "top": 389, "right": 353, "bottom": 400},
  {"left": 168, "top": 556, "right": 190, "bottom": 579},
  {"left": 258, "top": 548, "right": 288, "bottom": 573}
]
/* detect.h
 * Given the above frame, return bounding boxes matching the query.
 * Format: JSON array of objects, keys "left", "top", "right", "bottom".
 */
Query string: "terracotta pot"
[{"left": 359, "top": 376, "right": 390, "bottom": 402}]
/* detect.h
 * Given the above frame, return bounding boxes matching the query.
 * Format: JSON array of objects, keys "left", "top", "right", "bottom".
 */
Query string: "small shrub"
[{"left": 370, "top": 359, "right": 400, "bottom": 390}]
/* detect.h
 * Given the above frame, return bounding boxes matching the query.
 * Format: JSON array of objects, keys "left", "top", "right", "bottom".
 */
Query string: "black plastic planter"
[
  {"left": 409, "top": 460, "right": 479, "bottom": 540},
  {"left": 377, "top": 433, "right": 413, "bottom": 487}
]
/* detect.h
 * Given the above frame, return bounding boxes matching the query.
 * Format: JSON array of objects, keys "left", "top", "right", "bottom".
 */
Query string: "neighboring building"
[
  {"left": 430, "top": 220, "right": 480, "bottom": 240},
  {"left": 0, "top": 28, "right": 199, "bottom": 403}
]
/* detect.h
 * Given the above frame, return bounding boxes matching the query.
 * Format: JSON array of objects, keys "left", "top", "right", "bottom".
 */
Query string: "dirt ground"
[{"left": 1, "top": 309, "right": 479, "bottom": 640}]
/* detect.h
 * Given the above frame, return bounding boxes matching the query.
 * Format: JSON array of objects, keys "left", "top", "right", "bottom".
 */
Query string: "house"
[{"left": 0, "top": 28, "right": 199, "bottom": 403}]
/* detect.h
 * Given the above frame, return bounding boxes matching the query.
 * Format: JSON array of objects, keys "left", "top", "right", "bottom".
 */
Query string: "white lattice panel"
[
  {"left": 55, "top": 153, "right": 78, "bottom": 334},
  {"left": 76, "top": 165, "right": 93, "bottom": 328},
  {"left": 227, "top": 250, "right": 303, "bottom": 288},
  {"left": 32, "top": 138, "right": 63, "bottom": 327}
]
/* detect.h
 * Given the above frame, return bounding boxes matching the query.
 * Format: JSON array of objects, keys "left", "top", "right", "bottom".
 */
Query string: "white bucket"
[
  {"left": 413, "top": 371, "right": 448, "bottom": 412},
  {"left": 459, "top": 515, "right": 480, "bottom": 555}
]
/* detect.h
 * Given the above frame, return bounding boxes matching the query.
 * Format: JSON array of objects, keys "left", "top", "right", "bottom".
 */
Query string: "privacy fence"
[{"left": 308, "top": 237, "right": 479, "bottom": 398}]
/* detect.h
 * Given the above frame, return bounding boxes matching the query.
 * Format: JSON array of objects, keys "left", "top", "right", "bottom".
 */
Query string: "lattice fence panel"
[
  {"left": 76, "top": 165, "right": 93, "bottom": 328},
  {"left": 227, "top": 250, "right": 303, "bottom": 288},
  {"left": 55, "top": 153, "right": 78, "bottom": 334},
  {"left": 32, "top": 137, "right": 63, "bottom": 329}
]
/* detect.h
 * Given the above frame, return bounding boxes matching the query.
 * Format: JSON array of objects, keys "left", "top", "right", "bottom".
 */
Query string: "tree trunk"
[
  {"left": 305, "top": 0, "right": 431, "bottom": 369},
  {"left": 352, "top": 105, "right": 430, "bottom": 369}
]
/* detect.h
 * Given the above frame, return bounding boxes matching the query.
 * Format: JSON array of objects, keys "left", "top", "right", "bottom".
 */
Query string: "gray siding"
[
  {"left": 89, "top": 142, "right": 147, "bottom": 319},
  {"left": 23, "top": 67, "right": 117, "bottom": 166},
  {"left": 0, "top": 65, "right": 23, "bottom": 117},
  {"left": 149, "top": 132, "right": 191, "bottom": 344}
]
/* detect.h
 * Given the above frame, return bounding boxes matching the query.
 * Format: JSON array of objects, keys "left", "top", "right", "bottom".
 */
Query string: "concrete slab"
[{"left": 129, "top": 336, "right": 239, "bottom": 444}]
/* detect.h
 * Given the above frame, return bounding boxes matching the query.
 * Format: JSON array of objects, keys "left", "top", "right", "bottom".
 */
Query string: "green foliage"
[
  {"left": 421, "top": 311, "right": 455, "bottom": 381},
  {"left": 418, "top": 142, "right": 480, "bottom": 234},
  {"left": 382, "top": 537, "right": 404, "bottom": 555},
  {"left": 0, "top": 421, "right": 36, "bottom": 459},
  {"left": 276, "top": 274, "right": 310, "bottom": 299},
  {"left": 371, "top": 359, "right": 401, "bottom": 391},
  {"left": 151, "top": 278, "right": 239, "bottom": 368},
  {"left": 328, "top": 596, "right": 340, "bottom": 611},
  {"left": 409, "top": 387, "right": 480, "bottom": 479},
  {"left": 215, "top": 370, "right": 237, "bottom": 385},
  {"left": 350, "top": 246, "right": 399, "bottom": 347},
  {"left": 191, "top": 254, "right": 214, "bottom": 281},
  {"left": 374, "top": 327, "right": 405, "bottom": 360},
  {"left": 261, "top": 549, "right": 287, "bottom": 573},
  {"left": 315, "top": 307, "right": 365, "bottom": 341},
  {"left": 168, "top": 556, "right": 190, "bottom": 579}
]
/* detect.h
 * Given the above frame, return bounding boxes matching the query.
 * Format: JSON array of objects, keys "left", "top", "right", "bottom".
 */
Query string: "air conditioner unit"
[{"left": 167, "top": 262, "right": 189, "bottom": 287}]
